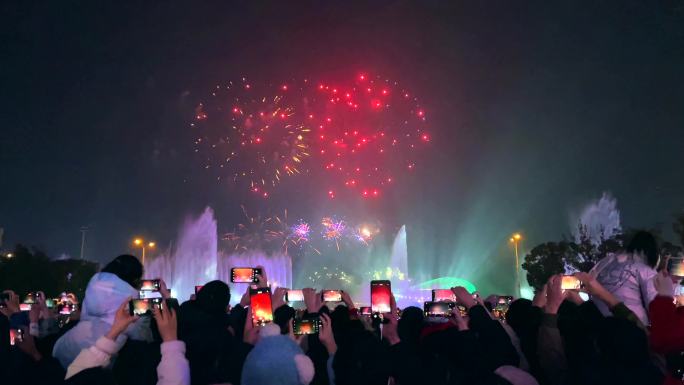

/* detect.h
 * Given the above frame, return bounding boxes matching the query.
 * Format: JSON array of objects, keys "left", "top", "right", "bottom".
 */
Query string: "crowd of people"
[{"left": 2, "top": 231, "right": 684, "bottom": 385}]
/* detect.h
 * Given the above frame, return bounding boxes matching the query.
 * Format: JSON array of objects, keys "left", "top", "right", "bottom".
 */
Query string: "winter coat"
[{"left": 53, "top": 272, "right": 152, "bottom": 368}]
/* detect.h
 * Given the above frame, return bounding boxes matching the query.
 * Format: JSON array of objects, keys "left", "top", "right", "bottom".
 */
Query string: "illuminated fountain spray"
[
  {"left": 386, "top": 225, "right": 422, "bottom": 308},
  {"left": 573, "top": 192, "right": 621, "bottom": 245},
  {"left": 146, "top": 207, "right": 292, "bottom": 302},
  {"left": 390, "top": 225, "right": 408, "bottom": 278},
  {"left": 146, "top": 207, "right": 218, "bottom": 301}
]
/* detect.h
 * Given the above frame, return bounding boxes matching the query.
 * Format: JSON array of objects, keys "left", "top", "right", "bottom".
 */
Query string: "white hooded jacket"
[{"left": 52, "top": 272, "right": 153, "bottom": 368}]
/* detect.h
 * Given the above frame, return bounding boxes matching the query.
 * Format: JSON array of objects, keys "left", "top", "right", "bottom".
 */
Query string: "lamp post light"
[
  {"left": 509, "top": 233, "right": 522, "bottom": 298},
  {"left": 133, "top": 238, "right": 156, "bottom": 267}
]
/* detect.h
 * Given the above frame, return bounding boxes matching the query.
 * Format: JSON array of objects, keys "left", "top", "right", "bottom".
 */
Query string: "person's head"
[
  {"left": 196, "top": 280, "right": 231, "bottom": 316},
  {"left": 398, "top": 306, "right": 424, "bottom": 346},
  {"left": 241, "top": 329, "right": 314, "bottom": 385},
  {"left": 274, "top": 304, "right": 295, "bottom": 334},
  {"left": 506, "top": 299, "right": 533, "bottom": 336},
  {"left": 101, "top": 254, "right": 143, "bottom": 289},
  {"left": 627, "top": 231, "right": 659, "bottom": 267},
  {"left": 333, "top": 330, "right": 392, "bottom": 385}
]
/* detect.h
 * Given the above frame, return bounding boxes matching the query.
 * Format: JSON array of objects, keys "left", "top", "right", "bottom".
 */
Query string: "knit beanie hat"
[{"left": 241, "top": 326, "right": 314, "bottom": 385}]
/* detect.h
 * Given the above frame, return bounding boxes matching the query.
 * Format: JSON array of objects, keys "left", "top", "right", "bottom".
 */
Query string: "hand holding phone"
[
  {"left": 165, "top": 298, "right": 180, "bottom": 312},
  {"left": 58, "top": 302, "right": 78, "bottom": 315},
  {"left": 293, "top": 317, "right": 321, "bottom": 335},
  {"left": 561, "top": 275, "right": 581, "bottom": 291},
  {"left": 23, "top": 292, "right": 37, "bottom": 304},
  {"left": 139, "top": 280, "right": 163, "bottom": 299},
  {"left": 232, "top": 268, "right": 262, "bottom": 283},
  {"left": 423, "top": 301, "right": 452, "bottom": 317},
  {"left": 432, "top": 289, "right": 456, "bottom": 302},
  {"left": 321, "top": 290, "right": 343, "bottom": 302},
  {"left": 153, "top": 305, "right": 178, "bottom": 342},
  {"left": 140, "top": 279, "right": 161, "bottom": 291},
  {"left": 451, "top": 286, "right": 477, "bottom": 309},
  {"left": 371, "top": 280, "right": 391, "bottom": 313},
  {"left": 109, "top": 299, "right": 140, "bottom": 340},
  {"left": 668, "top": 258, "right": 684, "bottom": 277},
  {"left": 285, "top": 289, "right": 304, "bottom": 302},
  {"left": 250, "top": 287, "right": 273, "bottom": 326},
  {"left": 9, "top": 328, "right": 24, "bottom": 345},
  {"left": 129, "top": 298, "right": 163, "bottom": 316}
]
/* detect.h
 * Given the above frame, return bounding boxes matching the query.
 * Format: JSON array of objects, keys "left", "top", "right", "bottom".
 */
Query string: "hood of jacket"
[{"left": 82, "top": 272, "right": 138, "bottom": 322}]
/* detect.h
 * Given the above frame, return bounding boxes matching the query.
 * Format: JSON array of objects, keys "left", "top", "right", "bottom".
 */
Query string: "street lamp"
[
  {"left": 509, "top": 233, "right": 523, "bottom": 298},
  {"left": 132, "top": 238, "right": 156, "bottom": 267}
]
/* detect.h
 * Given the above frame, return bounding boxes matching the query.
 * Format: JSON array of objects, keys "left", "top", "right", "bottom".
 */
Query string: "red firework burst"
[
  {"left": 310, "top": 73, "right": 429, "bottom": 199},
  {"left": 191, "top": 78, "right": 311, "bottom": 198}
]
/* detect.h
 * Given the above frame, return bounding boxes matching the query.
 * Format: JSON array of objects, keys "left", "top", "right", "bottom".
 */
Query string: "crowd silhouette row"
[{"left": 2, "top": 231, "right": 684, "bottom": 385}]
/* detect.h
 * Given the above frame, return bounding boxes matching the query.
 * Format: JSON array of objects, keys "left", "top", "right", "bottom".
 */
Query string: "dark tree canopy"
[{"left": 0, "top": 244, "right": 98, "bottom": 299}]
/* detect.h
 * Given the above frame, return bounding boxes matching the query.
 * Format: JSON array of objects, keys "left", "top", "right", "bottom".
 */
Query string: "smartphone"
[
  {"left": 293, "top": 317, "right": 321, "bottom": 335},
  {"left": 285, "top": 289, "right": 304, "bottom": 302},
  {"left": 360, "top": 306, "right": 372, "bottom": 316},
  {"left": 23, "top": 292, "right": 37, "bottom": 304},
  {"left": 493, "top": 296, "right": 511, "bottom": 319},
  {"left": 668, "top": 258, "right": 684, "bottom": 277},
  {"left": 561, "top": 275, "right": 581, "bottom": 290},
  {"left": 371, "top": 280, "right": 392, "bottom": 313},
  {"left": 19, "top": 303, "right": 32, "bottom": 311},
  {"left": 58, "top": 302, "right": 78, "bottom": 315},
  {"left": 455, "top": 304, "right": 467, "bottom": 317},
  {"left": 140, "top": 279, "right": 161, "bottom": 291},
  {"left": 129, "top": 298, "right": 163, "bottom": 316},
  {"left": 45, "top": 298, "right": 56, "bottom": 308},
  {"left": 493, "top": 303, "right": 508, "bottom": 320},
  {"left": 424, "top": 301, "right": 452, "bottom": 317},
  {"left": 139, "top": 290, "right": 163, "bottom": 299},
  {"left": 432, "top": 289, "right": 456, "bottom": 302},
  {"left": 194, "top": 285, "right": 204, "bottom": 294},
  {"left": 321, "top": 290, "right": 343, "bottom": 302},
  {"left": 9, "top": 329, "right": 23, "bottom": 346},
  {"left": 231, "top": 267, "right": 262, "bottom": 283},
  {"left": 250, "top": 287, "right": 273, "bottom": 326}
]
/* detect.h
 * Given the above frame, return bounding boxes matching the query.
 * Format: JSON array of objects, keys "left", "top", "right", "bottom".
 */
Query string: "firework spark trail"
[
  {"left": 321, "top": 217, "right": 346, "bottom": 251},
  {"left": 290, "top": 220, "right": 311, "bottom": 244},
  {"left": 192, "top": 73, "right": 430, "bottom": 200},
  {"left": 223, "top": 205, "right": 287, "bottom": 253},
  {"left": 192, "top": 78, "right": 311, "bottom": 198}
]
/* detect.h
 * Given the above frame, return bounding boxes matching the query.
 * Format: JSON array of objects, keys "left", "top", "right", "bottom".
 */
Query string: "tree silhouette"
[{"left": 0, "top": 244, "right": 98, "bottom": 299}]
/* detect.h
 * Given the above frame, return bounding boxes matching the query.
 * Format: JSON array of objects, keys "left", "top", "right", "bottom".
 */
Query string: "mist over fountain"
[
  {"left": 390, "top": 225, "right": 408, "bottom": 278},
  {"left": 146, "top": 207, "right": 293, "bottom": 301}
]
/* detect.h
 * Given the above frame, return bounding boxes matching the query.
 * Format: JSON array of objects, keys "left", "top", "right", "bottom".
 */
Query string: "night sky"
[{"left": 2, "top": 1, "right": 683, "bottom": 294}]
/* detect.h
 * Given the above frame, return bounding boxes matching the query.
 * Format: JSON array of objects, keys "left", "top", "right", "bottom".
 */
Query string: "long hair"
[
  {"left": 626, "top": 231, "right": 659, "bottom": 268},
  {"left": 101, "top": 254, "right": 143, "bottom": 288}
]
